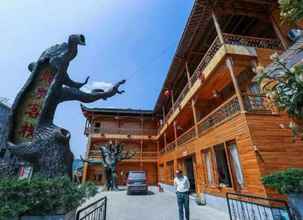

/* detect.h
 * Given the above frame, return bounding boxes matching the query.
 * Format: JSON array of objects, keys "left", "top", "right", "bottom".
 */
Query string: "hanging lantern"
[{"left": 164, "top": 89, "right": 171, "bottom": 97}]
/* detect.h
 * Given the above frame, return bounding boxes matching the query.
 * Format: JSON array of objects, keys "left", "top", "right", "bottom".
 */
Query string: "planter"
[
  {"left": 288, "top": 193, "right": 303, "bottom": 220},
  {"left": 20, "top": 210, "right": 76, "bottom": 220}
]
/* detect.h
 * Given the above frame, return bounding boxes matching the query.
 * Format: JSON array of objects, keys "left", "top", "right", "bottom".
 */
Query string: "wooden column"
[
  {"left": 191, "top": 99, "right": 199, "bottom": 138},
  {"left": 140, "top": 139, "right": 143, "bottom": 168},
  {"left": 171, "top": 90, "right": 175, "bottom": 111},
  {"left": 270, "top": 15, "right": 289, "bottom": 50},
  {"left": 226, "top": 57, "right": 245, "bottom": 112},
  {"left": 185, "top": 61, "right": 192, "bottom": 87},
  {"left": 82, "top": 136, "right": 91, "bottom": 183},
  {"left": 162, "top": 106, "right": 166, "bottom": 123},
  {"left": 164, "top": 133, "right": 167, "bottom": 152},
  {"left": 173, "top": 121, "right": 178, "bottom": 147},
  {"left": 157, "top": 141, "right": 160, "bottom": 158},
  {"left": 211, "top": 9, "right": 224, "bottom": 44}
]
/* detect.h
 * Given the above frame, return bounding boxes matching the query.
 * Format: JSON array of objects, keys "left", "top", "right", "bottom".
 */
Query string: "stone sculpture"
[
  {"left": 81, "top": 143, "right": 135, "bottom": 191},
  {"left": 0, "top": 34, "right": 125, "bottom": 178}
]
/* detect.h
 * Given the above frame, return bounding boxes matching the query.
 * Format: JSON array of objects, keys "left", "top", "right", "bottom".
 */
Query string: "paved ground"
[{"left": 79, "top": 187, "right": 229, "bottom": 220}]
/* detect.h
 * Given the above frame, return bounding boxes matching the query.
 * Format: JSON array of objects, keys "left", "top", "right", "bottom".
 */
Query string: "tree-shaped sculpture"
[
  {"left": 0, "top": 34, "right": 125, "bottom": 178},
  {"left": 81, "top": 143, "right": 135, "bottom": 191}
]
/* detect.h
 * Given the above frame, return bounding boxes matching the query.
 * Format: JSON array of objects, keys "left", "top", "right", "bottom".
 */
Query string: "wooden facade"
[
  {"left": 81, "top": 107, "right": 159, "bottom": 185},
  {"left": 81, "top": 0, "right": 303, "bottom": 206}
]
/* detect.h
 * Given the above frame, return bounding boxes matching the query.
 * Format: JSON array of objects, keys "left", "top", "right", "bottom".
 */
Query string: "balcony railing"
[
  {"left": 89, "top": 127, "right": 157, "bottom": 136},
  {"left": 243, "top": 94, "right": 273, "bottom": 113},
  {"left": 166, "top": 141, "right": 176, "bottom": 152},
  {"left": 159, "top": 34, "right": 282, "bottom": 132},
  {"left": 176, "top": 126, "right": 196, "bottom": 146},
  {"left": 197, "top": 95, "right": 240, "bottom": 135},
  {"left": 88, "top": 151, "right": 158, "bottom": 161}
]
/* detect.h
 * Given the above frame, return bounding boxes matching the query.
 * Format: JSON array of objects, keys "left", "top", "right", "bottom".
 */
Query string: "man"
[{"left": 174, "top": 169, "right": 190, "bottom": 220}]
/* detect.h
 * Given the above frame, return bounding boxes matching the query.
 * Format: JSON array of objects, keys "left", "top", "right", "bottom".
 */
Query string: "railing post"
[
  {"left": 211, "top": 9, "right": 225, "bottom": 45},
  {"left": 164, "top": 133, "right": 167, "bottom": 152},
  {"left": 185, "top": 61, "right": 192, "bottom": 87},
  {"left": 173, "top": 121, "right": 178, "bottom": 147},
  {"left": 225, "top": 57, "right": 245, "bottom": 113},
  {"left": 270, "top": 15, "right": 289, "bottom": 50},
  {"left": 191, "top": 99, "right": 199, "bottom": 138},
  {"left": 171, "top": 89, "right": 175, "bottom": 111}
]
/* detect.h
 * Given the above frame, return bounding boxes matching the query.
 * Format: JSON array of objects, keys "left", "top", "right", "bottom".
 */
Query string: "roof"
[
  {"left": 81, "top": 104, "right": 155, "bottom": 118},
  {"left": 0, "top": 101, "right": 10, "bottom": 111}
]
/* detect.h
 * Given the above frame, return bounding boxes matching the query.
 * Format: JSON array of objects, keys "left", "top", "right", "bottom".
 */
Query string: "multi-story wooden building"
[
  {"left": 81, "top": 106, "right": 159, "bottom": 185},
  {"left": 82, "top": 0, "right": 303, "bottom": 212}
]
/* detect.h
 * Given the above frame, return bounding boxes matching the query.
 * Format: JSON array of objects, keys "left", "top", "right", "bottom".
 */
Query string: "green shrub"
[
  {"left": 262, "top": 168, "right": 303, "bottom": 194},
  {"left": 0, "top": 176, "right": 98, "bottom": 220},
  {"left": 279, "top": 0, "right": 303, "bottom": 23}
]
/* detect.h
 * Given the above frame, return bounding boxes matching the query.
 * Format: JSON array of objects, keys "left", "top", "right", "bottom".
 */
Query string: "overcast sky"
[{"left": 0, "top": 1, "right": 194, "bottom": 157}]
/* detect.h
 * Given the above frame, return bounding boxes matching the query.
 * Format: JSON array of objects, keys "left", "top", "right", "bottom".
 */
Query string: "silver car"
[{"left": 126, "top": 171, "right": 148, "bottom": 195}]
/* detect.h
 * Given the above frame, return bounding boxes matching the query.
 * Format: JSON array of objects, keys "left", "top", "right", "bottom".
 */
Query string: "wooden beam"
[{"left": 191, "top": 99, "right": 199, "bottom": 138}]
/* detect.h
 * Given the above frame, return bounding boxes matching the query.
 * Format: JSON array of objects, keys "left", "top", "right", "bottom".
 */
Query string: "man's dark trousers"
[{"left": 176, "top": 191, "right": 190, "bottom": 220}]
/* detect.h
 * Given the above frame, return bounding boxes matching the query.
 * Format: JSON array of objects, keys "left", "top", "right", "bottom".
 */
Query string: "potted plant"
[
  {"left": 0, "top": 176, "right": 97, "bottom": 220},
  {"left": 262, "top": 168, "right": 303, "bottom": 219}
]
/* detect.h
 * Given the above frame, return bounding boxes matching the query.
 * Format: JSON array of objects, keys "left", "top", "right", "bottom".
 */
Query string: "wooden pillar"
[
  {"left": 185, "top": 61, "right": 192, "bottom": 87},
  {"left": 171, "top": 89, "right": 175, "bottom": 111},
  {"left": 191, "top": 99, "right": 199, "bottom": 138},
  {"left": 162, "top": 106, "right": 166, "bottom": 123},
  {"left": 157, "top": 141, "right": 160, "bottom": 158},
  {"left": 82, "top": 136, "right": 91, "bottom": 183},
  {"left": 140, "top": 139, "right": 143, "bottom": 168},
  {"left": 164, "top": 133, "right": 167, "bottom": 151},
  {"left": 173, "top": 121, "right": 178, "bottom": 147},
  {"left": 211, "top": 9, "right": 225, "bottom": 44},
  {"left": 226, "top": 57, "right": 245, "bottom": 112},
  {"left": 270, "top": 15, "right": 289, "bottom": 50}
]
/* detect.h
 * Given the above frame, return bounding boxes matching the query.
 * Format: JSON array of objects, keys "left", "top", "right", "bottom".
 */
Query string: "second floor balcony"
[{"left": 159, "top": 33, "right": 282, "bottom": 136}]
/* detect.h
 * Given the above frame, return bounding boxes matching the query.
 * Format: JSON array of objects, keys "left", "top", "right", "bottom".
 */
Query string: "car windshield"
[{"left": 129, "top": 172, "right": 146, "bottom": 179}]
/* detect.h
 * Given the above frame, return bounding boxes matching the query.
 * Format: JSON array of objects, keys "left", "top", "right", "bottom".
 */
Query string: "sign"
[{"left": 18, "top": 166, "right": 33, "bottom": 180}]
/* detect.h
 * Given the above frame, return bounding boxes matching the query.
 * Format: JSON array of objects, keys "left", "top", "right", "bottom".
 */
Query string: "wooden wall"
[
  {"left": 158, "top": 113, "right": 267, "bottom": 197},
  {"left": 246, "top": 113, "right": 303, "bottom": 197}
]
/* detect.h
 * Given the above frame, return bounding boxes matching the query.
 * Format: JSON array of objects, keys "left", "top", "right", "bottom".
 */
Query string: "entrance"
[{"left": 184, "top": 156, "right": 196, "bottom": 193}]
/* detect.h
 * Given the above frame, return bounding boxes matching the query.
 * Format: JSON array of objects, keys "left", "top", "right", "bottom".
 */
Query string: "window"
[
  {"left": 94, "top": 122, "right": 101, "bottom": 133},
  {"left": 214, "top": 144, "right": 232, "bottom": 187},
  {"left": 228, "top": 142, "right": 244, "bottom": 187},
  {"left": 203, "top": 150, "right": 214, "bottom": 185}
]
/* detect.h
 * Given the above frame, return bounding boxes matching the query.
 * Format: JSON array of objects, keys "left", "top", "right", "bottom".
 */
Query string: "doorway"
[{"left": 184, "top": 156, "right": 196, "bottom": 193}]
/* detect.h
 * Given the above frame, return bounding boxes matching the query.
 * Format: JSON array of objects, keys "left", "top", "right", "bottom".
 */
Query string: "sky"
[{"left": 0, "top": 0, "right": 194, "bottom": 157}]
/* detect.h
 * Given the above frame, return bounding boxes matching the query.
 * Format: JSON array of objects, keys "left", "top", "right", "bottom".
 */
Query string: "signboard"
[{"left": 18, "top": 166, "right": 33, "bottom": 180}]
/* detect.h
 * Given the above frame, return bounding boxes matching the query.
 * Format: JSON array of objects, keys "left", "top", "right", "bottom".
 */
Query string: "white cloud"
[{"left": 81, "top": 81, "right": 113, "bottom": 93}]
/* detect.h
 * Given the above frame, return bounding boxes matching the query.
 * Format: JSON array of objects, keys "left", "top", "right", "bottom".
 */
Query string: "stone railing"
[
  {"left": 197, "top": 95, "right": 240, "bottom": 135},
  {"left": 176, "top": 126, "right": 196, "bottom": 146}
]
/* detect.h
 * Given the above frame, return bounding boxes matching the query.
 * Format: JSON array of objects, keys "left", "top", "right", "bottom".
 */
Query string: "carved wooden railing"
[
  {"left": 88, "top": 151, "right": 158, "bottom": 161},
  {"left": 197, "top": 95, "right": 241, "bottom": 135},
  {"left": 174, "top": 83, "right": 190, "bottom": 109},
  {"left": 176, "top": 126, "right": 196, "bottom": 146},
  {"left": 243, "top": 94, "right": 273, "bottom": 112},
  {"left": 157, "top": 34, "right": 282, "bottom": 135},
  {"left": 223, "top": 33, "right": 283, "bottom": 50},
  {"left": 166, "top": 141, "right": 176, "bottom": 152},
  {"left": 90, "top": 127, "right": 157, "bottom": 136}
]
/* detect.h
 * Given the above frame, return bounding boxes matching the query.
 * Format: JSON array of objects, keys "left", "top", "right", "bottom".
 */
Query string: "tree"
[{"left": 81, "top": 143, "right": 135, "bottom": 191}]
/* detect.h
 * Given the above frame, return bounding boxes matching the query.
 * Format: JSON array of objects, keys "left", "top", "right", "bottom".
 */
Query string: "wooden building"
[
  {"left": 81, "top": 106, "right": 159, "bottom": 186},
  {"left": 82, "top": 0, "right": 303, "bottom": 212}
]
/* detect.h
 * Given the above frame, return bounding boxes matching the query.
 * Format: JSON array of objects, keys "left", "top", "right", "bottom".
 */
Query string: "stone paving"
[{"left": 79, "top": 187, "right": 229, "bottom": 220}]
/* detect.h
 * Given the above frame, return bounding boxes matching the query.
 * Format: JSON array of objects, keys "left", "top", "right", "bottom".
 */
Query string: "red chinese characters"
[
  {"left": 25, "top": 103, "right": 40, "bottom": 119},
  {"left": 19, "top": 122, "right": 34, "bottom": 138}
]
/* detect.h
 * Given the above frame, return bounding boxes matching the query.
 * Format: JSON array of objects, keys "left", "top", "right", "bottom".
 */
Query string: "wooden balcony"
[
  {"left": 158, "top": 34, "right": 282, "bottom": 137},
  {"left": 87, "top": 127, "right": 158, "bottom": 140},
  {"left": 88, "top": 150, "right": 158, "bottom": 162},
  {"left": 160, "top": 94, "right": 274, "bottom": 154}
]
